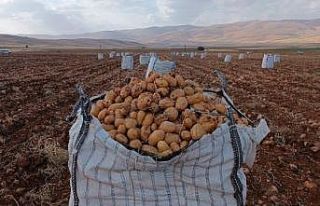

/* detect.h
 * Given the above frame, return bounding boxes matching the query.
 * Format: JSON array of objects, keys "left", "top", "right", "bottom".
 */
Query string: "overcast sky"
[{"left": 0, "top": 0, "right": 319, "bottom": 34}]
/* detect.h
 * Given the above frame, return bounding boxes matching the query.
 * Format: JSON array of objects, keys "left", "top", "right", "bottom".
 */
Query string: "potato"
[
  {"left": 183, "top": 118, "right": 194, "bottom": 129},
  {"left": 114, "top": 109, "right": 125, "bottom": 119},
  {"left": 170, "top": 142, "right": 180, "bottom": 152},
  {"left": 176, "top": 97, "right": 188, "bottom": 111},
  {"left": 215, "top": 104, "right": 227, "bottom": 114},
  {"left": 192, "top": 102, "right": 207, "bottom": 111},
  {"left": 175, "top": 124, "right": 185, "bottom": 134},
  {"left": 98, "top": 108, "right": 108, "bottom": 121},
  {"left": 157, "top": 141, "right": 170, "bottom": 152},
  {"left": 158, "top": 149, "right": 173, "bottom": 157},
  {"left": 195, "top": 87, "right": 203, "bottom": 93},
  {"left": 115, "top": 134, "right": 128, "bottom": 144},
  {"left": 109, "top": 103, "right": 126, "bottom": 111},
  {"left": 141, "top": 126, "right": 151, "bottom": 142},
  {"left": 102, "top": 124, "right": 115, "bottom": 131},
  {"left": 165, "top": 133, "right": 180, "bottom": 144},
  {"left": 186, "top": 93, "right": 204, "bottom": 104},
  {"left": 141, "top": 145, "right": 158, "bottom": 155},
  {"left": 151, "top": 123, "right": 158, "bottom": 131},
  {"left": 150, "top": 102, "right": 160, "bottom": 113},
  {"left": 159, "top": 98, "right": 175, "bottom": 109},
  {"left": 124, "top": 96, "right": 133, "bottom": 104},
  {"left": 175, "top": 74, "right": 186, "bottom": 87},
  {"left": 146, "top": 73, "right": 160, "bottom": 83},
  {"left": 105, "top": 90, "right": 117, "bottom": 102},
  {"left": 191, "top": 124, "right": 207, "bottom": 140},
  {"left": 104, "top": 114, "right": 115, "bottom": 124},
  {"left": 96, "top": 100, "right": 105, "bottom": 109},
  {"left": 155, "top": 78, "right": 169, "bottom": 88},
  {"left": 142, "top": 113, "right": 154, "bottom": 126},
  {"left": 131, "top": 84, "right": 144, "bottom": 98},
  {"left": 163, "top": 74, "right": 177, "bottom": 87},
  {"left": 120, "top": 85, "right": 131, "bottom": 98},
  {"left": 185, "top": 79, "right": 200, "bottom": 87},
  {"left": 184, "top": 86, "right": 195, "bottom": 96},
  {"left": 137, "top": 93, "right": 153, "bottom": 110},
  {"left": 125, "top": 118, "right": 137, "bottom": 129},
  {"left": 181, "top": 130, "right": 191, "bottom": 141},
  {"left": 140, "top": 81, "right": 147, "bottom": 91},
  {"left": 108, "top": 130, "right": 117, "bottom": 138},
  {"left": 199, "top": 114, "right": 216, "bottom": 124},
  {"left": 146, "top": 83, "right": 156, "bottom": 92},
  {"left": 115, "top": 96, "right": 123, "bottom": 103},
  {"left": 200, "top": 122, "right": 217, "bottom": 133},
  {"left": 137, "top": 111, "right": 146, "bottom": 125},
  {"left": 159, "top": 121, "right": 176, "bottom": 133},
  {"left": 154, "top": 114, "right": 168, "bottom": 125},
  {"left": 164, "top": 107, "right": 179, "bottom": 121},
  {"left": 170, "top": 89, "right": 185, "bottom": 99},
  {"left": 102, "top": 99, "right": 112, "bottom": 108},
  {"left": 127, "top": 128, "right": 140, "bottom": 140},
  {"left": 182, "top": 109, "right": 197, "bottom": 122},
  {"left": 156, "top": 88, "right": 169, "bottom": 97},
  {"left": 117, "top": 124, "right": 127, "bottom": 134},
  {"left": 114, "top": 118, "right": 125, "bottom": 128},
  {"left": 180, "top": 140, "right": 189, "bottom": 149},
  {"left": 129, "top": 111, "right": 138, "bottom": 119},
  {"left": 90, "top": 104, "right": 101, "bottom": 117},
  {"left": 130, "top": 99, "right": 138, "bottom": 111},
  {"left": 129, "top": 139, "right": 142, "bottom": 150},
  {"left": 152, "top": 93, "right": 161, "bottom": 103},
  {"left": 148, "top": 130, "right": 165, "bottom": 146}
]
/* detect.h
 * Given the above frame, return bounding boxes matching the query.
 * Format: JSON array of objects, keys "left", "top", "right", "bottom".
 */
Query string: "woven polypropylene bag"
[{"left": 68, "top": 110, "right": 269, "bottom": 206}]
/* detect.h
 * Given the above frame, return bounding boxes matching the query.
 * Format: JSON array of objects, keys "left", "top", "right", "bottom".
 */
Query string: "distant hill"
[
  {"left": 0, "top": 34, "right": 144, "bottom": 49},
  {"left": 25, "top": 19, "right": 320, "bottom": 47}
]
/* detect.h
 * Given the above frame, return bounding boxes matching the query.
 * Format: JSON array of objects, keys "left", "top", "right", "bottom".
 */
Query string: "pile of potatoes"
[{"left": 90, "top": 72, "right": 248, "bottom": 158}]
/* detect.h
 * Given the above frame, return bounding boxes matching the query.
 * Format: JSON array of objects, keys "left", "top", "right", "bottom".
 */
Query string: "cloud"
[{"left": 0, "top": 0, "right": 319, "bottom": 34}]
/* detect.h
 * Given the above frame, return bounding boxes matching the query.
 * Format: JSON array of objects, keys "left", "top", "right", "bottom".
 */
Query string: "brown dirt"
[{"left": 0, "top": 50, "right": 319, "bottom": 205}]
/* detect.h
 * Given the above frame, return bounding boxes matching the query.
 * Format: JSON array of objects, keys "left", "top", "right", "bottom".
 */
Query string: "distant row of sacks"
[
  {"left": 171, "top": 51, "right": 207, "bottom": 59},
  {"left": 262, "top": 54, "right": 281, "bottom": 69}
]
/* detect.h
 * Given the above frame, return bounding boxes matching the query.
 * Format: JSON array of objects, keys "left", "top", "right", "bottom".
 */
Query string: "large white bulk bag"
[
  {"left": 200, "top": 52, "right": 206, "bottom": 59},
  {"left": 190, "top": 52, "right": 195, "bottom": 58},
  {"left": 261, "top": 54, "right": 274, "bottom": 69},
  {"left": 121, "top": 55, "right": 134, "bottom": 70},
  {"left": 109, "top": 52, "right": 115, "bottom": 59},
  {"left": 139, "top": 54, "right": 151, "bottom": 65},
  {"left": 97, "top": 52, "right": 104, "bottom": 60},
  {"left": 224, "top": 55, "right": 232, "bottom": 63},
  {"left": 68, "top": 88, "right": 270, "bottom": 206},
  {"left": 273, "top": 54, "right": 280, "bottom": 63},
  {"left": 239, "top": 53, "right": 245, "bottom": 60}
]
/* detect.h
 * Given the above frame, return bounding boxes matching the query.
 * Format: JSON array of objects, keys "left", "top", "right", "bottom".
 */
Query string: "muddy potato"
[
  {"left": 194, "top": 87, "right": 203, "bottom": 93},
  {"left": 120, "top": 85, "right": 131, "bottom": 98},
  {"left": 175, "top": 74, "right": 186, "bottom": 87},
  {"left": 146, "top": 83, "right": 156, "bottom": 92},
  {"left": 154, "top": 114, "right": 168, "bottom": 125},
  {"left": 141, "top": 145, "right": 158, "bottom": 155},
  {"left": 180, "top": 140, "right": 189, "bottom": 149},
  {"left": 105, "top": 90, "right": 117, "bottom": 102},
  {"left": 164, "top": 107, "right": 179, "bottom": 122},
  {"left": 156, "top": 88, "right": 169, "bottom": 97},
  {"left": 165, "top": 133, "right": 180, "bottom": 144},
  {"left": 148, "top": 130, "right": 165, "bottom": 146},
  {"left": 170, "top": 142, "right": 180, "bottom": 152},
  {"left": 142, "top": 113, "right": 154, "bottom": 126},
  {"left": 163, "top": 74, "right": 177, "bottom": 87},
  {"left": 127, "top": 128, "right": 140, "bottom": 140},
  {"left": 170, "top": 89, "right": 185, "bottom": 99},
  {"left": 155, "top": 78, "right": 169, "bottom": 88},
  {"left": 102, "top": 124, "right": 115, "bottom": 131},
  {"left": 96, "top": 100, "right": 105, "bottom": 109},
  {"left": 129, "top": 111, "right": 138, "bottom": 119},
  {"left": 130, "top": 99, "right": 138, "bottom": 111},
  {"left": 90, "top": 104, "right": 101, "bottom": 117},
  {"left": 125, "top": 118, "right": 137, "bottom": 129},
  {"left": 114, "top": 118, "right": 125, "bottom": 128},
  {"left": 137, "top": 93, "right": 153, "bottom": 110},
  {"left": 191, "top": 124, "right": 207, "bottom": 140},
  {"left": 146, "top": 73, "right": 160, "bottom": 83},
  {"left": 215, "top": 103, "right": 227, "bottom": 114},
  {"left": 104, "top": 114, "right": 115, "bottom": 124},
  {"left": 184, "top": 86, "right": 195, "bottom": 96},
  {"left": 117, "top": 124, "right": 127, "bottom": 134},
  {"left": 185, "top": 80, "right": 200, "bottom": 87},
  {"left": 182, "top": 109, "right": 197, "bottom": 122},
  {"left": 129, "top": 139, "right": 142, "bottom": 150},
  {"left": 159, "top": 98, "right": 175, "bottom": 109},
  {"left": 109, "top": 103, "right": 126, "bottom": 111},
  {"left": 151, "top": 123, "right": 158, "bottom": 131},
  {"left": 131, "top": 84, "right": 144, "bottom": 98},
  {"left": 181, "top": 130, "right": 191, "bottom": 141},
  {"left": 108, "top": 130, "right": 117, "bottom": 138},
  {"left": 175, "top": 124, "right": 186, "bottom": 134},
  {"left": 124, "top": 96, "right": 133, "bottom": 104},
  {"left": 157, "top": 141, "right": 170, "bottom": 152},
  {"left": 186, "top": 93, "right": 204, "bottom": 105},
  {"left": 192, "top": 102, "right": 207, "bottom": 111},
  {"left": 176, "top": 97, "right": 188, "bottom": 111},
  {"left": 137, "top": 111, "right": 146, "bottom": 125},
  {"left": 115, "top": 96, "right": 123, "bottom": 103},
  {"left": 115, "top": 134, "right": 128, "bottom": 144},
  {"left": 183, "top": 118, "right": 194, "bottom": 129},
  {"left": 150, "top": 102, "right": 160, "bottom": 113},
  {"left": 159, "top": 121, "right": 176, "bottom": 133},
  {"left": 141, "top": 126, "right": 151, "bottom": 142},
  {"left": 158, "top": 149, "right": 173, "bottom": 157},
  {"left": 98, "top": 108, "right": 108, "bottom": 121},
  {"left": 200, "top": 122, "right": 217, "bottom": 133},
  {"left": 152, "top": 93, "right": 161, "bottom": 103}
]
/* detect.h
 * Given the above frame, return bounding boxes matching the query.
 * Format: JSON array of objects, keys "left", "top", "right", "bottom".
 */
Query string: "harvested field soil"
[{"left": 0, "top": 50, "right": 319, "bottom": 205}]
